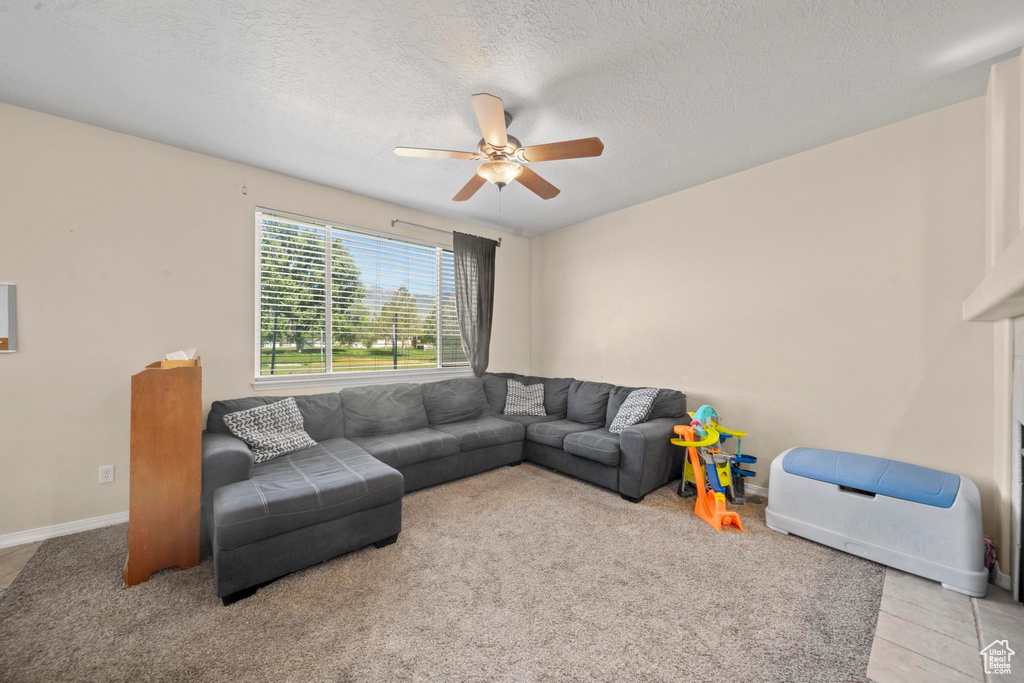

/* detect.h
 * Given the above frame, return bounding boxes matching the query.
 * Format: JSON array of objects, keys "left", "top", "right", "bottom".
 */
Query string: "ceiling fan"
[{"left": 394, "top": 93, "right": 604, "bottom": 201}]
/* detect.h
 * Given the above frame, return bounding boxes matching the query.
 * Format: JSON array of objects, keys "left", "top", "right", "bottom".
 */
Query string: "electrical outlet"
[{"left": 98, "top": 465, "right": 115, "bottom": 484}]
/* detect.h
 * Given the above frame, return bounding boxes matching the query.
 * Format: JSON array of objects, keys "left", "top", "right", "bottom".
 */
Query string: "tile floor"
[
  {"left": 0, "top": 541, "right": 42, "bottom": 599},
  {"left": 1, "top": 539, "right": 1023, "bottom": 680},
  {"left": 868, "top": 569, "right": 1024, "bottom": 682}
]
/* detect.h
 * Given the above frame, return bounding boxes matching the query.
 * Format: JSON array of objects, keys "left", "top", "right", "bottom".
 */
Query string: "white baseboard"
[
  {"left": 0, "top": 511, "right": 128, "bottom": 549},
  {"left": 745, "top": 483, "right": 768, "bottom": 498}
]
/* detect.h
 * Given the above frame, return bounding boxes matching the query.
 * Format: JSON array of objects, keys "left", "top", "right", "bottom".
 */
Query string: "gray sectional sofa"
[{"left": 201, "top": 372, "right": 686, "bottom": 603}]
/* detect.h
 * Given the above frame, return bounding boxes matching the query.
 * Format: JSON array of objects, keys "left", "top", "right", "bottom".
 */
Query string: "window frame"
[{"left": 252, "top": 207, "right": 472, "bottom": 390}]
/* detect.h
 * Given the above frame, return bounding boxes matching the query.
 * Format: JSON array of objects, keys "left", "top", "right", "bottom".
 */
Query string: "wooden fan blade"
[
  {"left": 516, "top": 166, "right": 560, "bottom": 199},
  {"left": 394, "top": 147, "right": 480, "bottom": 160},
  {"left": 471, "top": 93, "right": 508, "bottom": 149},
  {"left": 520, "top": 137, "right": 604, "bottom": 162},
  {"left": 453, "top": 174, "right": 487, "bottom": 202}
]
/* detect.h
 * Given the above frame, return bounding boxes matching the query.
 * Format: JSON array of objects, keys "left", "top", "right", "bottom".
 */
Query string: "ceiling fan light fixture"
[
  {"left": 396, "top": 93, "right": 601, "bottom": 201},
  {"left": 476, "top": 159, "right": 523, "bottom": 188}
]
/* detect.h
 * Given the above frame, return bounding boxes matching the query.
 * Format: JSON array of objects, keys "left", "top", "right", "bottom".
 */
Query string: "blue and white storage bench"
[{"left": 765, "top": 447, "right": 987, "bottom": 597}]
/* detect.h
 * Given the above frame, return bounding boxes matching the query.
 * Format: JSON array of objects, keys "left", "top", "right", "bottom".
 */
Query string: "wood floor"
[{"left": 868, "top": 569, "right": 1024, "bottom": 682}]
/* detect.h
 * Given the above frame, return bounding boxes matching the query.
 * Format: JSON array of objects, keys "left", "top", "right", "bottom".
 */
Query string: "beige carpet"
[{"left": 0, "top": 464, "right": 882, "bottom": 682}]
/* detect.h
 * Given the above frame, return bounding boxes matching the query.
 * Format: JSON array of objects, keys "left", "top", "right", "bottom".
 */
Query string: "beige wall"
[
  {"left": 0, "top": 102, "right": 531, "bottom": 536},
  {"left": 530, "top": 99, "right": 1004, "bottom": 541},
  {"left": 0, "top": 95, "right": 1006, "bottom": 557}
]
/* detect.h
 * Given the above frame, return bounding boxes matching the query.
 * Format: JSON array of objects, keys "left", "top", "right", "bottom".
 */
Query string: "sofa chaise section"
[
  {"left": 201, "top": 392, "right": 346, "bottom": 559},
  {"left": 208, "top": 436, "right": 403, "bottom": 601}
]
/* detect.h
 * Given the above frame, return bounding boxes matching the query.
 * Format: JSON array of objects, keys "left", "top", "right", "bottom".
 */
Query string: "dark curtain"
[{"left": 452, "top": 232, "right": 497, "bottom": 377}]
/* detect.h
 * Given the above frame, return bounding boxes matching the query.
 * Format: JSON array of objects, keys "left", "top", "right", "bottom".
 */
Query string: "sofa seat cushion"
[
  {"left": 349, "top": 428, "right": 460, "bottom": 469},
  {"left": 495, "top": 413, "right": 562, "bottom": 427},
  {"left": 526, "top": 419, "right": 596, "bottom": 449},
  {"left": 563, "top": 428, "right": 622, "bottom": 466},
  {"left": 432, "top": 416, "right": 525, "bottom": 451},
  {"left": 212, "top": 438, "right": 403, "bottom": 551}
]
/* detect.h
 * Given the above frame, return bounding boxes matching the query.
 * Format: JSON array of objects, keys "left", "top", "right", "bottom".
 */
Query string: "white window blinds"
[{"left": 258, "top": 211, "right": 468, "bottom": 376}]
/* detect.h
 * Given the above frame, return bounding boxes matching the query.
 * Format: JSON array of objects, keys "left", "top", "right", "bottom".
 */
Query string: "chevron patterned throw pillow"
[
  {"left": 608, "top": 388, "right": 659, "bottom": 434},
  {"left": 222, "top": 397, "right": 317, "bottom": 463},
  {"left": 503, "top": 379, "right": 546, "bottom": 416}
]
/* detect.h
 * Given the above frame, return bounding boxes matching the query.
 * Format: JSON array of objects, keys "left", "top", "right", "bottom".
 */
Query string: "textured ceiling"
[{"left": 1, "top": 1, "right": 1023, "bottom": 236}]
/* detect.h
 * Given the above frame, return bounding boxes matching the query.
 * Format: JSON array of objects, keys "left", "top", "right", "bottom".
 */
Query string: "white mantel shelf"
[{"left": 963, "top": 229, "right": 1024, "bottom": 322}]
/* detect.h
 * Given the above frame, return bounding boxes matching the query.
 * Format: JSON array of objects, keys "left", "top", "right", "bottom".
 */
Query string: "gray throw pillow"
[
  {"left": 608, "top": 388, "right": 659, "bottom": 434},
  {"left": 504, "top": 379, "right": 546, "bottom": 416},
  {"left": 222, "top": 397, "right": 317, "bottom": 463}
]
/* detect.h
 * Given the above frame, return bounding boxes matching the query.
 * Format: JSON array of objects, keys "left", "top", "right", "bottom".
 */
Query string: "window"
[{"left": 257, "top": 210, "right": 468, "bottom": 377}]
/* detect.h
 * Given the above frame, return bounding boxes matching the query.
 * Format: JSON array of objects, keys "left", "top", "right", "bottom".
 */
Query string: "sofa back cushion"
[
  {"left": 221, "top": 397, "right": 318, "bottom": 463},
  {"left": 606, "top": 386, "right": 688, "bottom": 425},
  {"left": 606, "top": 385, "right": 637, "bottom": 426},
  {"left": 482, "top": 372, "right": 524, "bottom": 414},
  {"left": 340, "top": 383, "right": 429, "bottom": 437},
  {"left": 608, "top": 388, "right": 660, "bottom": 434},
  {"left": 421, "top": 377, "right": 490, "bottom": 425},
  {"left": 528, "top": 376, "right": 573, "bottom": 418},
  {"left": 207, "top": 393, "right": 345, "bottom": 442},
  {"left": 650, "top": 389, "right": 687, "bottom": 420},
  {"left": 566, "top": 380, "right": 614, "bottom": 425}
]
